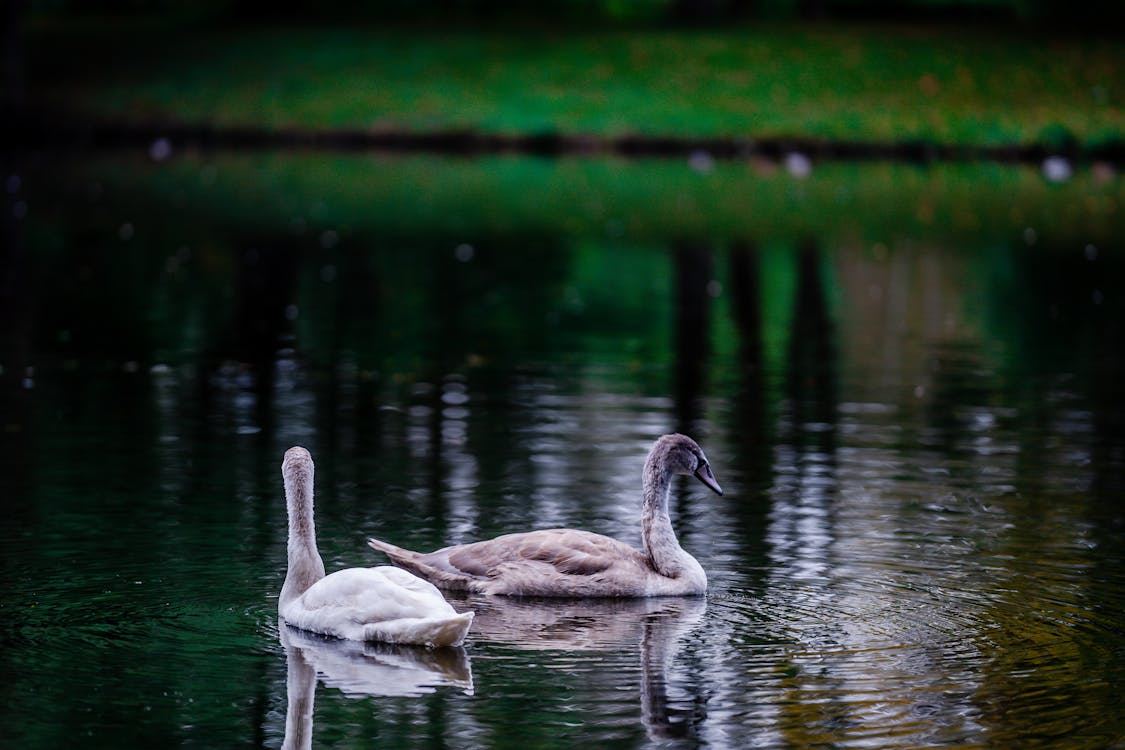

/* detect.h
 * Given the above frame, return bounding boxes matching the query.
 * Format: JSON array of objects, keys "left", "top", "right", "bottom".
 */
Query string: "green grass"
[
  {"left": 48, "top": 151, "right": 1123, "bottom": 249},
  {"left": 22, "top": 150, "right": 1123, "bottom": 388},
  {"left": 27, "top": 21, "right": 1124, "bottom": 147}
]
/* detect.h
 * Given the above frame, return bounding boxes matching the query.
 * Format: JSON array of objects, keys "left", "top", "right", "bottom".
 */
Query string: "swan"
[
  {"left": 367, "top": 434, "right": 722, "bottom": 597},
  {"left": 278, "top": 446, "right": 474, "bottom": 647}
]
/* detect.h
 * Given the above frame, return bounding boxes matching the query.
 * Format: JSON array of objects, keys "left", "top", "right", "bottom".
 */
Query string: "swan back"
[{"left": 280, "top": 567, "right": 473, "bottom": 646}]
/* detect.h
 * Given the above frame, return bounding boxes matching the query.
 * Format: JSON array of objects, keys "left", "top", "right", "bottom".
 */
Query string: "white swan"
[
  {"left": 367, "top": 434, "right": 722, "bottom": 597},
  {"left": 278, "top": 446, "right": 474, "bottom": 647}
]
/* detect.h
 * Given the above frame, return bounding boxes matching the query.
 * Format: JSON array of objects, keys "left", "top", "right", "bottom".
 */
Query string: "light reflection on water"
[
  {"left": 4, "top": 356, "right": 1123, "bottom": 748},
  {"left": 2, "top": 156, "right": 1124, "bottom": 748}
]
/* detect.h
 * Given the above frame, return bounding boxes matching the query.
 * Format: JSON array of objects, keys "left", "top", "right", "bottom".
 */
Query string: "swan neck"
[
  {"left": 281, "top": 467, "right": 325, "bottom": 609},
  {"left": 641, "top": 456, "right": 688, "bottom": 577},
  {"left": 286, "top": 471, "right": 318, "bottom": 552}
]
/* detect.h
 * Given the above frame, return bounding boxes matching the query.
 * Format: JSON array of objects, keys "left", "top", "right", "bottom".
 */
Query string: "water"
[{"left": 2, "top": 152, "right": 1124, "bottom": 748}]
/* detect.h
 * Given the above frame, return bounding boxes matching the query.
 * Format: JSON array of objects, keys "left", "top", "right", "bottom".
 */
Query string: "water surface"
[{"left": 1, "top": 152, "right": 1123, "bottom": 748}]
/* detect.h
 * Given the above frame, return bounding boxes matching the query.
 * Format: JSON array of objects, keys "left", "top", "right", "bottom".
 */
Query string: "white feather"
[
  {"left": 281, "top": 567, "right": 473, "bottom": 646},
  {"left": 279, "top": 447, "right": 473, "bottom": 647}
]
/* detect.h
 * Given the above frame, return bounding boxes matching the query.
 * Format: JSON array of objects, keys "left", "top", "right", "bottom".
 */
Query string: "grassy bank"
[
  {"left": 24, "top": 20, "right": 1124, "bottom": 150},
  {"left": 32, "top": 152, "right": 1123, "bottom": 248}
]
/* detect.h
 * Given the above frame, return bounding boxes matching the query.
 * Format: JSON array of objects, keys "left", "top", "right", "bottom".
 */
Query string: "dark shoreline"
[{"left": 7, "top": 109, "right": 1123, "bottom": 166}]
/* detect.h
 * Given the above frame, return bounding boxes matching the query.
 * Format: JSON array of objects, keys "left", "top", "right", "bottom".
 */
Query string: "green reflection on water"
[{"left": 1, "top": 153, "right": 1123, "bottom": 748}]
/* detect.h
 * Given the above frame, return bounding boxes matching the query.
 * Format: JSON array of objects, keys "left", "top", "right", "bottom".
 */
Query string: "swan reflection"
[
  {"left": 458, "top": 595, "right": 707, "bottom": 740},
  {"left": 279, "top": 622, "right": 473, "bottom": 750},
  {"left": 459, "top": 594, "right": 705, "bottom": 651}
]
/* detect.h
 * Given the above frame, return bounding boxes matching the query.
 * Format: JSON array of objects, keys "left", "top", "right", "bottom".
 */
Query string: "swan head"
[
  {"left": 283, "top": 446, "right": 315, "bottom": 501},
  {"left": 654, "top": 434, "right": 723, "bottom": 496},
  {"left": 284, "top": 446, "right": 313, "bottom": 472}
]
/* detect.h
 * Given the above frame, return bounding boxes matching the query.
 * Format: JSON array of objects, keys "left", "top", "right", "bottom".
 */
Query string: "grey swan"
[
  {"left": 279, "top": 447, "right": 474, "bottom": 646},
  {"left": 367, "top": 434, "right": 722, "bottom": 597}
]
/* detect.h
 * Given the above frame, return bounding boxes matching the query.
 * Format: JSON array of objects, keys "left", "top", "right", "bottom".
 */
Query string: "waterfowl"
[
  {"left": 278, "top": 446, "right": 473, "bottom": 647},
  {"left": 367, "top": 434, "right": 722, "bottom": 597}
]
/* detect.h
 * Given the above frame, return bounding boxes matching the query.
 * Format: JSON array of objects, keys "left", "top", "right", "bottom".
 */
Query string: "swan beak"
[{"left": 694, "top": 463, "right": 723, "bottom": 496}]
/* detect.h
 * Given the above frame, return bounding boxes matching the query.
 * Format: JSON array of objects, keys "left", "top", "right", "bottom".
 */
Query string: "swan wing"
[
  {"left": 283, "top": 566, "right": 474, "bottom": 645},
  {"left": 446, "top": 529, "right": 643, "bottom": 577},
  {"left": 297, "top": 567, "right": 458, "bottom": 620},
  {"left": 370, "top": 530, "right": 655, "bottom": 596}
]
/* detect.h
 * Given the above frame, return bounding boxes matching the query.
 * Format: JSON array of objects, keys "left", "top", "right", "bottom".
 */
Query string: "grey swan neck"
[
  {"left": 640, "top": 453, "right": 695, "bottom": 579},
  {"left": 280, "top": 454, "right": 326, "bottom": 611}
]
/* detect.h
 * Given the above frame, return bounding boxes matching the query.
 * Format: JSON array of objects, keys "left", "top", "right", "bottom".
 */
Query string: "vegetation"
[
  {"left": 17, "top": 151, "right": 1121, "bottom": 378},
  {"left": 22, "top": 20, "right": 1124, "bottom": 152}
]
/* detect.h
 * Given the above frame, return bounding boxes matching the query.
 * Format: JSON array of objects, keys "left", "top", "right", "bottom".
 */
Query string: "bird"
[
  {"left": 367, "top": 433, "right": 722, "bottom": 597},
  {"left": 278, "top": 446, "right": 473, "bottom": 647}
]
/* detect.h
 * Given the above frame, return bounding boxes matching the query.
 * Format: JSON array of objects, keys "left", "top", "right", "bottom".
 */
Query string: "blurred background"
[{"left": 1, "top": 2, "right": 1123, "bottom": 749}]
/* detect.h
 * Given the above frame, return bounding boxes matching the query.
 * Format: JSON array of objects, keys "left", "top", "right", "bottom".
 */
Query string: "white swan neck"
[
  {"left": 281, "top": 465, "right": 325, "bottom": 609},
  {"left": 287, "top": 493, "right": 317, "bottom": 551}
]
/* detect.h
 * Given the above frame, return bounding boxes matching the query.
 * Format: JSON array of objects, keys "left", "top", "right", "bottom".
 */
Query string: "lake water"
[{"left": 2, "top": 152, "right": 1123, "bottom": 748}]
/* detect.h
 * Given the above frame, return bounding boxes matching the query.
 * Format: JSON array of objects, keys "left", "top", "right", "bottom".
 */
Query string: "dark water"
[{"left": 2, "top": 152, "right": 1124, "bottom": 748}]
